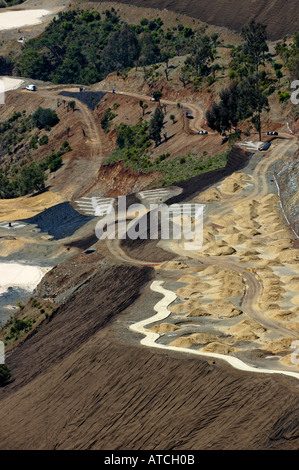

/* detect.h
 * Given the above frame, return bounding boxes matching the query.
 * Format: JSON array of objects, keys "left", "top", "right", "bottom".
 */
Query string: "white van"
[{"left": 26, "top": 84, "right": 37, "bottom": 91}]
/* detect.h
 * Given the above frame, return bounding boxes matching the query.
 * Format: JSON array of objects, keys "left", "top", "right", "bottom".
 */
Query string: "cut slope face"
[
  {"left": 98, "top": 0, "right": 299, "bottom": 40},
  {"left": 0, "top": 260, "right": 298, "bottom": 450}
]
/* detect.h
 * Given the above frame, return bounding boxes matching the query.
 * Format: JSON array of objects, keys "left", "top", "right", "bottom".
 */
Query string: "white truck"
[{"left": 26, "top": 84, "right": 37, "bottom": 91}]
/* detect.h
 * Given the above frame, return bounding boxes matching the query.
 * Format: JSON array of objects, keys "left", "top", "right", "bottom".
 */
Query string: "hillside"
[
  {"left": 0, "top": 0, "right": 298, "bottom": 452},
  {"left": 0, "top": 260, "right": 298, "bottom": 450},
  {"left": 98, "top": 0, "right": 299, "bottom": 40}
]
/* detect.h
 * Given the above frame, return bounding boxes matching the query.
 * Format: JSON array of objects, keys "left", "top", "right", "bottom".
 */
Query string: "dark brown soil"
[
  {"left": 0, "top": 261, "right": 298, "bottom": 450},
  {"left": 96, "top": 0, "right": 299, "bottom": 40}
]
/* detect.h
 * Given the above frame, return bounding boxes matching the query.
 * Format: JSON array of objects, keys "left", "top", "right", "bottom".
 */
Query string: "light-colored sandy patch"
[
  {"left": 262, "top": 337, "right": 295, "bottom": 354},
  {"left": 159, "top": 260, "right": 190, "bottom": 271},
  {"left": 0, "top": 262, "right": 51, "bottom": 295},
  {"left": 283, "top": 283, "right": 299, "bottom": 292},
  {"left": 201, "top": 341, "right": 237, "bottom": 355},
  {"left": 219, "top": 172, "right": 251, "bottom": 195},
  {"left": 169, "top": 302, "right": 187, "bottom": 314},
  {"left": 169, "top": 332, "right": 217, "bottom": 348},
  {"left": 225, "top": 232, "right": 249, "bottom": 245},
  {"left": 237, "top": 219, "right": 261, "bottom": 230},
  {"left": 265, "top": 309, "right": 296, "bottom": 321},
  {"left": 176, "top": 286, "right": 203, "bottom": 298},
  {"left": 0, "top": 238, "right": 36, "bottom": 257},
  {"left": 177, "top": 274, "right": 200, "bottom": 284},
  {"left": 281, "top": 275, "right": 299, "bottom": 284},
  {"left": 149, "top": 323, "right": 180, "bottom": 334},
  {"left": 207, "top": 299, "right": 242, "bottom": 317},
  {"left": 228, "top": 319, "right": 266, "bottom": 341},
  {"left": 187, "top": 307, "right": 211, "bottom": 317},
  {"left": 218, "top": 225, "right": 240, "bottom": 235},
  {"left": 279, "top": 354, "right": 299, "bottom": 369},
  {"left": 291, "top": 295, "right": 299, "bottom": 306},
  {"left": 194, "top": 187, "right": 222, "bottom": 202},
  {"left": 0, "top": 191, "right": 64, "bottom": 222},
  {"left": 203, "top": 244, "right": 236, "bottom": 256},
  {"left": 245, "top": 240, "right": 266, "bottom": 248},
  {"left": 270, "top": 229, "right": 294, "bottom": 239},
  {"left": 0, "top": 76, "right": 24, "bottom": 93},
  {"left": 0, "top": 9, "right": 50, "bottom": 30},
  {"left": 274, "top": 250, "right": 299, "bottom": 264}
]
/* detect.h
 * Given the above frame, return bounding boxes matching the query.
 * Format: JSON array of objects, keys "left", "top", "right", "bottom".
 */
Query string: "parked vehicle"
[
  {"left": 267, "top": 131, "right": 278, "bottom": 135},
  {"left": 26, "top": 84, "right": 36, "bottom": 91},
  {"left": 258, "top": 142, "right": 271, "bottom": 151},
  {"left": 185, "top": 112, "right": 194, "bottom": 119},
  {"left": 198, "top": 130, "right": 208, "bottom": 135}
]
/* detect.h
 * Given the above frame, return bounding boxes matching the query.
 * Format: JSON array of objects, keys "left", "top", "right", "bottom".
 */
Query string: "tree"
[
  {"left": 211, "top": 32, "right": 219, "bottom": 49},
  {"left": 206, "top": 78, "right": 269, "bottom": 139},
  {"left": 186, "top": 35, "right": 214, "bottom": 76},
  {"left": 149, "top": 106, "right": 164, "bottom": 146},
  {"left": 152, "top": 90, "right": 162, "bottom": 103},
  {"left": 32, "top": 107, "right": 59, "bottom": 129},
  {"left": 170, "top": 114, "right": 175, "bottom": 124},
  {"left": 0, "top": 365, "right": 11, "bottom": 387},
  {"left": 241, "top": 20, "right": 269, "bottom": 140},
  {"left": 17, "top": 50, "right": 50, "bottom": 81},
  {"left": 18, "top": 163, "right": 46, "bottom": 195},
  {"left": 239, "top": 76, "right": 269, "bottom": 140},
  {"left": 241, "top": 19, "right": 268, "bottom": 74},
  {"left": 211, "top": 63, "right": 221, "bottom": 80},
  {"left": 143, "top": 103, "right": 148, "bottom": 116},
  {"left": 206, "top": 82, "right": 241, "bottom": 135},
  {"left": 139, "top": 32, "right": 161, "bottom": 65},
  {"left": 101, "top": 24, "right": 140, "bottom": 75},
  {"left": 69, "top": 100, "right": 76, "bottom": 112}
]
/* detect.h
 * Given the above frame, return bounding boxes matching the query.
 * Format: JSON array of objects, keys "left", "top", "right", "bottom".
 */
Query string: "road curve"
[{"left": 130, "top": 280, "right": 299, "bottom": 380}]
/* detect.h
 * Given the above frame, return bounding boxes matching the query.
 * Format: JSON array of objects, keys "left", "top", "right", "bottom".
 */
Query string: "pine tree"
[{"left": 149, "top": 107, "right": 164, "bottom": 146}]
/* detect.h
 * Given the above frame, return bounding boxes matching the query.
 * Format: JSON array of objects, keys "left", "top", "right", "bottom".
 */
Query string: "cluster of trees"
[
  {"left": 16, "top": 8, "right": 195, "bottom": 85},
  {"left": 0, "top": 162, "right": 46, "bottom": 198},
  {"left": 207, "top": 20, "right": 272, "bottom": 140},
  {"left": 32, "top": 107, "right": 59, "bottom": 129},
  {"left": 0, "top": 108, "right": 67, "bottom": 199},
  {"left": 275, "top": 32, "right": 299, "bottom": 82},
  {"left": 0, "top": 365, "right": 11, "bottom": 387},
  {"left": 0, "top": 0, "right": 24, "bottom": 7}
]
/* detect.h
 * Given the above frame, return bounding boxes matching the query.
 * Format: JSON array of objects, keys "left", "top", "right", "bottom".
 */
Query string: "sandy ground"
[
  {"left": 147, "top": 158, "right": 299, "bottom": 373},
  {"left": 0, "top": 191, "right": 65, "bottom": 222},
  {"left": 130, "top": 279, "right": 299, "bottom": 379},
  {"left": 0, "top": 262, "right": 51, "bottom": 295},
  {"left": 0, "top": 77, "right": 24, "bottom": 94},
  {"left": 0, "top": 9, "right": 50, "bottom": 30}
]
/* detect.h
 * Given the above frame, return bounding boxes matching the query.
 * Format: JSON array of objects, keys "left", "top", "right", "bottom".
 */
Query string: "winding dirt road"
[{"left": 30, "top": 84, "right": 299, "bottom": 376}]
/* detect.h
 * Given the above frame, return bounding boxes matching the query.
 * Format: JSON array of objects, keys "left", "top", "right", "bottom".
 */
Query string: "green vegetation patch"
[
  {"left": 103, "top": 120, "right": 228, "bottom": 186},
  {"left": 0, "top": 109, "right": 70, "bottom": 198}
]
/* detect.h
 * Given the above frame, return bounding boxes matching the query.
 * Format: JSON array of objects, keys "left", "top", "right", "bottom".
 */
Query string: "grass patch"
[{"left": 103, "top": 120, "right": 228, "bottom": 186}]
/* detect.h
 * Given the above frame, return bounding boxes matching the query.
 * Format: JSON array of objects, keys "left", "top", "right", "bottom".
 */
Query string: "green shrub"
[
  {"left": 32, "top": 108, "right": 59, "bottom": 129},
  {"left": 278, "top": 91, "right": 290, "bottom": 103},
  {"left": 39, "top": 135, "right": 49, "bottom": 146},
  {"left": 0, "top": 365, "right": 11, "bottom": 387}
]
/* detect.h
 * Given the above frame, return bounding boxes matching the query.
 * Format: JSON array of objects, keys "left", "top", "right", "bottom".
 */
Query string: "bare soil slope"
[
  {"left": 97, "top": 0, "right": 299, "bottom": 40},
  {"left": 0, "top": 260, "right": 298, "bottom": 450}
]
